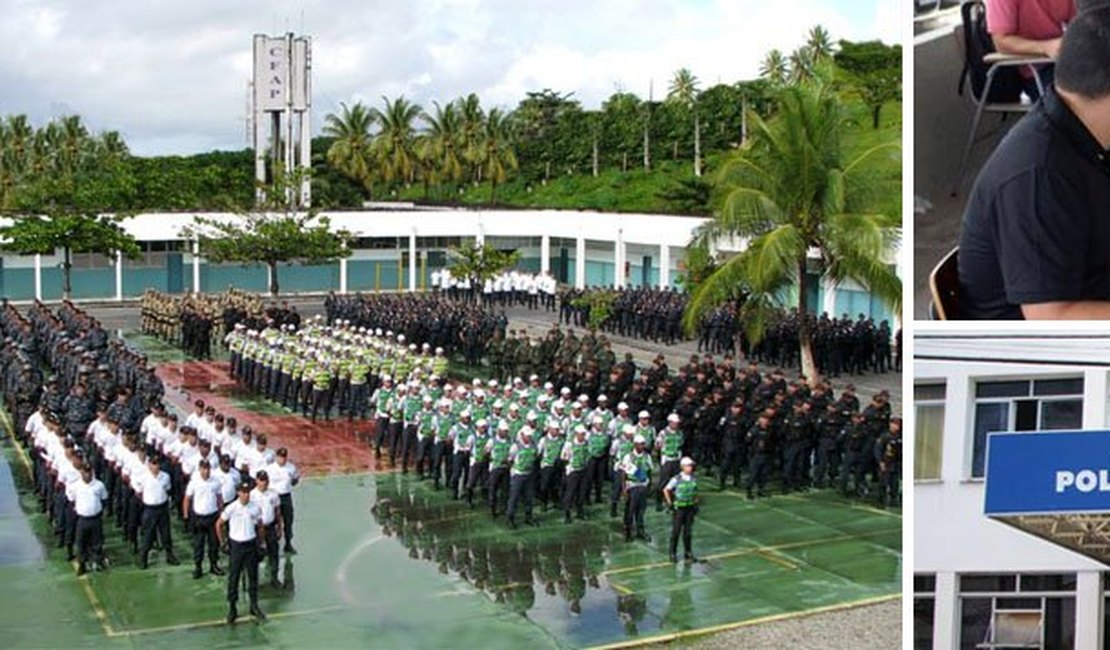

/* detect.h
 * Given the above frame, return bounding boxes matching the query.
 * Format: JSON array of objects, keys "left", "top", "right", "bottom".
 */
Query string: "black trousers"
[
  {"left": 76, "top": 514, "right": 104, "bottom": 567},
  {"left": 657, "top": 460, "right": 679, "bottom": 507},
  {"left": 747, "top": 454, "right": 769, "bottom": 495},
  {"left": 563, "top": 470, "right": 586, "bottom": 518},
  {"left": 718, "top": 447, "right": 743, "bottom": 488},
  {"left": 586, "top": 456, "right": 607, "bottom": 503},
  {"left": 227, "top": 540, "right": 259, "bottom": 606},
  {"left": 401, "top": 425, "right": 419, "bottom": 472},
  {"left": 430, "top": 440, "right": 451, "bottom": 487},
  {"left": 192, "top": 512, "right": 219, "bottom": 567},
  {"left": 488, "top": 466, "right": 509, "bottom": 513},
  {"left": 279, "top": 493, "right": 294, "bottom": 545},
  {"left": 507, "top": 473, "right": 535, "bottom": 521},
  {"left": 389, "top": 422, "right": 404, "bottom": 464},
  {"left": 624, "top": 484, "right": 648, "bottom": 534},
  {"left": 374, "top": 417, "right": 391, "bottom": 455},
  {"left": 449, "top": 451, "right": 470, "bottom": 498},
  {"left": 140, "top": 502, "right": 173, "bottom": 559},
  {"left": 261, "top": 523, "right": 279, "bottom": 578},
  {"left": 670, "top": 506, "right": 696, "bottom": 556}
]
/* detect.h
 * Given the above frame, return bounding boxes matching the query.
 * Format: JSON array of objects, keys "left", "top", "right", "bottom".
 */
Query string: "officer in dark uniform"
[
  {"left": 717, "top": 402, "right": 747, "bottom": 490},
  {"left": 874, "top": 417, "right": 902, "bottom": 507},
  {"left": 745, "top": 413, "right": 772, "bottom": 499}
]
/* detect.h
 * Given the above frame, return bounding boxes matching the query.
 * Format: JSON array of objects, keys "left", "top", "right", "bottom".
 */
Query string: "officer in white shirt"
[
  {"left": 214, "top": 454, "right": 240, "bottom": 505},
  {"left": 217, "top": 482, "right": 265, "bottom": 623},
  {"left": 250, "top": 471, "right": 284, "bottom": 588},
  {"left": 73, "top": 464, "right": 108, "bottom": 576},
  {"left": 264, "top": 448, "right": 300, "bottom": 553},
  {"left": 184, "top": 459, "right": 225, "bottom": 579},
  {"left": 137, "top": 456, "right": 179, "bottom": 569}
]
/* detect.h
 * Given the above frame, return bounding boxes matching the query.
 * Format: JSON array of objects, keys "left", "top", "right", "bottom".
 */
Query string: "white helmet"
[
  {"left": 633, "top": 434, "right": 647, "bottom": 445},
  {"left": 638, "top": 410, "right": 651, "bottom": 420}
]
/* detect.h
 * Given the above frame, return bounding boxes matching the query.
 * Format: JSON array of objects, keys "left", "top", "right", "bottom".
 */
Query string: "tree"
[
  {"left": 835, "top": 40, "right": 903, "bottom": 129},
  {"left": 684, "top": 80, "right": 901, "bottom": 382},
  {"left": 422, "top": 101, "right": 465, "bottom": 191},
  {"left": 789, "top": 47, "right": 816, "bottom": 84},
  {"left": 667, "top": 68, "right": 702, "bottom": 177},
  {"left": 760, "top": 49, "right": 789, "bottom": 88},
  {"left": 457, "top": 93, "right": 485, "bottom": 184},
  {"left": 476, "top": 109, "right": 518, "bottom": 204},
  {"left": 0, "top": 114, "right": 141, "bottom": 299},
  {"left": 448, "top": 242, "right": 521, "bottom": 298},
  {"left": 807, "top": 25, "right": 836, "bottom": 60},
  {"left": 371, "top": 95, "right": 423, "bottom": 187},
  {"left": 183, "top": 169, "right": 352, "bottom": 296},
  {"left": 323, "top": 102, "right": 377, "bottom": 197},
  {"left": 514, "top": 89, "right": 581, "bottom": 182}
]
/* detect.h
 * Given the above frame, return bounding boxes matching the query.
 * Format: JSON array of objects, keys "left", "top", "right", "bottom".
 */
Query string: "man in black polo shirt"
[{"left": 959, "top": 6, "right": 1110, "bottom": 319}]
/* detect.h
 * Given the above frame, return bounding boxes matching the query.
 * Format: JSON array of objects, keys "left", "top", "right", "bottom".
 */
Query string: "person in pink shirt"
[{"left": 987, "top": 0, "right": 1076, "bottom": 98}]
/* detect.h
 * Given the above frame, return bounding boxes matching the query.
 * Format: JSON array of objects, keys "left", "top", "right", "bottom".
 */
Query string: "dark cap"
[
  {"left": 276, "top": 447, "right": 288, "bottom": 457},
  {"left": 256, "top": 470, "right": 268, "bottom": 481},
  {"left": 237, "top": 482, "right": 251, "bottom": 493}
]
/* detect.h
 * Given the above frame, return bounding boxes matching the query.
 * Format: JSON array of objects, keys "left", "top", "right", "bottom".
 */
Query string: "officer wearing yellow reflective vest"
[
  {"left": 663, "top": 457, "right": 700, "bottom": 563},
  {"left": 310, "top": 359, "right": 333, "bottom": 422},
  {"left": 347, "top": 354, "right": 370, "bottom": 421}
]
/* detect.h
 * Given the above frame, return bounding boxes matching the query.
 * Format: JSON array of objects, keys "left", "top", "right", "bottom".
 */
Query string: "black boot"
[
  {"left": 193, "top": 565, "right": 204, "bottom": 579},
  {"left": 250, "top": 603, "right": 266, "bottom": 621},
  {"left": 211, "top": 563, "right": 226, "bottom": 576},
  {"left": 227, "top": 604, "right": 238, "bottom": 625},
  {"left": 166, "top": 552, "right": 180, "bottom": 566}
]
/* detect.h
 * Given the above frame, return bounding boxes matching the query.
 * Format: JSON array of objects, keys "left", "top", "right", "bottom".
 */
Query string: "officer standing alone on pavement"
[
  {"left": 663, "top": 457, "right": 700, "bottom": 563},
  {"left": 217, "top": 482, "right": 266, "bottom": 624}
]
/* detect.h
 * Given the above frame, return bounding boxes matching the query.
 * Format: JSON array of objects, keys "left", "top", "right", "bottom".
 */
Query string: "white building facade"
[{"left": 915, "top": 334, "right": 1110, "bottom": 650}]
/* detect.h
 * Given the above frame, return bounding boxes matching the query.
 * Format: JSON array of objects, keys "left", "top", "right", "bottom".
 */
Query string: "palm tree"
[
  {"left": 476, "top": 108, "right": 518, "bottom": 204},
  {"left": 789, "top": 47, "right": 816, "bottom": 84},
  {"left": 323, "top": 102, "right": 376, "bottom": 197},
  {"left": 760, "top": 50, "right": 789, "bottom": 87},
  {"left": 457, "top": 93, "right": 485, "bottom": 183},
  {"left": 683, "top": 81, "right": 901, "bottom": 381},
  {"left": 807, "top": 25, "right": 835, "bottom": 60},
  {"left": 422, "top": 101, "right": 465, "bottom": 188},
  {"left": 370, "top": 95, "right": 423, "bottom": 186},
  {"left": 667, "top": 67, "right": 702, "bottom": 177}
]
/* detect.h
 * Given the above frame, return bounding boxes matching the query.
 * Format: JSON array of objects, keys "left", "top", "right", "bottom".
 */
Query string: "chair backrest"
[
  {"left": 929, "top": 247, "right": 960, "bottom": 320},
  {"left": 957, "top": 0, "right": 1022, "bottom": 103}
]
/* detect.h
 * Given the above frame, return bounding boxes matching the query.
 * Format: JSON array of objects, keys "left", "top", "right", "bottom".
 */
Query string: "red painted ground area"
[{"left": 155, "top": 361, "right": 388, "bottom": 477}]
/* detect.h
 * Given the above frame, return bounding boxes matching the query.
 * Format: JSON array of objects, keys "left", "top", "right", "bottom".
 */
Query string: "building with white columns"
[
  {"left": 0, "top": 208, "right": 899, "bottom": 324},
  {"left": 914, "top": 333, "right": 1110, "bottom": 650}
]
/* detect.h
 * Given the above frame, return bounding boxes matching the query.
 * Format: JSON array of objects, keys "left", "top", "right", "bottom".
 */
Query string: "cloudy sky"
[{"left": 0, "top": 0, "right": 901, "bottom": 156}]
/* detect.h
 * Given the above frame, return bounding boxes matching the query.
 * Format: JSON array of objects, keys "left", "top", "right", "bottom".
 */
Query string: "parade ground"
[{"left": 0, "top": 309, "right": 902, "bottom": 648}]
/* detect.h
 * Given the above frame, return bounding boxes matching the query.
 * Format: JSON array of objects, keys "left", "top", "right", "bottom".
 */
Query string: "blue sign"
[{"left": 985, "top": 430, "right": 1110, "bottom": 516}]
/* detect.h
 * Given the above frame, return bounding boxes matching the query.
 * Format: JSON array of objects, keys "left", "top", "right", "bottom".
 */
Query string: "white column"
[
  {"left": 340, "top": 257, "right": 348, "bottom": 294},
  {"left": 614, "top": 229, "right": 625, "bottom": 289},
  {"left": 1083, "top": 369, "right": 1109, "bottom": 429},
  {"left": 934, "top": 571, "right": 958, "bottom": 650},
  {"left": 658, "top": 244, "right": 670, "bottom": 288},
  {"left": 34, "top": 253, "right": 42, "bottom": 300},
  {"left": 822, "top": 277, "right": 838, "bottom": 316},
  {"left": 408, "top": 231, "right": 417, "bottom": 292},
  {"left": 540, "top": 235, "right": 551, "bottom": 274},
  {"left": 115, "top": 250, "right": 123, "bottom": 301},
  {"left": 300, "top": 108, "right": 312, "bottom": 206},
  {"left": 192, "top": 240, "right": 201, "bottom": 293},
  {"left": 575, "top": 237, "right": 586, "bottom": 290},
  {"left": 476, "top": 222, "right": 485, "bottom": 248},
  {"left": 1077, "top": 571, "right": 1103, "bottom": 650}
]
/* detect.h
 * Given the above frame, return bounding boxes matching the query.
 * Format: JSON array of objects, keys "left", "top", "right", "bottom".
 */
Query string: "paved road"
[{"left": 76, "top": 297, "right": 902, "bottom": 413}]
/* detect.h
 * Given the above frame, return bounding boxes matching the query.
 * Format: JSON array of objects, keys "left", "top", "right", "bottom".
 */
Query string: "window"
[
  {"left": 915, "top": 384, "right": 946, "bottom": 481},
  {"left": 970, "top": 378, "right": 1084, "bottom": 478},
  {"left": 915, "top": 574, "right": 936, "bottom": 650},
  {"left": 958, "top": 573, "right": 1076, "bottom": 650}
]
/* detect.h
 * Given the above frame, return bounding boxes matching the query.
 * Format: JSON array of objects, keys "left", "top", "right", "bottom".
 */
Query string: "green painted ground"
[{"left": 0, "top": 427, "right": 899, "bottom": 648}]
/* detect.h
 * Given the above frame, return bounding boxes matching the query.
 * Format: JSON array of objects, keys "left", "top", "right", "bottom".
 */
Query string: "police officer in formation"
[
  {"left": 432, "top": 268, "right": 558, "bottom": 311},
  {"left": 143, "top": 289, "right": 296, "bottom": 360}
]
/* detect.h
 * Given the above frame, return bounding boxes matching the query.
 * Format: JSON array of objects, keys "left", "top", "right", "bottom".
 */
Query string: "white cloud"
[{"left": 0, "top": 0, "right": 900, "bottom": 155}]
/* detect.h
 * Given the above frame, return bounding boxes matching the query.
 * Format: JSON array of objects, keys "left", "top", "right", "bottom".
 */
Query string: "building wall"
[{"left": 915, "top": 353, "right": 1110, "bottom": 649}]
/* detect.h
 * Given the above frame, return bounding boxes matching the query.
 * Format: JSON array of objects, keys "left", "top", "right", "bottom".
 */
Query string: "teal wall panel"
[
  {"left": 585, "top": 261, "right": 614, "bottom": 287},
  {"left": 348, "top": 260, "right": 402, "bottom": 291},
  {"left": 518, "top": 257, "right": 541, "bottom": 273},
  {"left": 4, "top": 268, "right": 35, "bottom": 300},
  {"left": 279, "top": 263, "right": 339, "bottom": 293},
  {"left": 201, "top": 264, "right": 267, "bottom": 293},
  {"left": 123, "top": 268, "right": 168, "bottom": 296},
  {"left": 41, "top": 268, "right": 114, "bottom": 300}
]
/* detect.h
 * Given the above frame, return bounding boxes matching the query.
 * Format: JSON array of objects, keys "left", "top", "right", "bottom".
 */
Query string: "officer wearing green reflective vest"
[
  {"left": 585, "top": 416, "right": 611, "bottom": 506},
  {"left": 619, "top": 435, "right": 654, "bottom": 543},
  {"left": 429, "top": 399, "right": 454, "bottom": 490},
  {"left": 414, "top": 396, "right": 437, "bottom": 479},
  {"left": 505, "top": 427, "right": 538, "bottom": 529},
  {"left": 664, "top": 457, "right": 700, "bottom": 563},
  {"left": 310, "top": 360, "right": 333, "bottom": 423},
  {"left": 371, "top": 376, "right": 395, "bottom": 460},
  {"left": 486, "top": 422, "right": 513, "bottom": 517},
  {"left": 655, "top": 413, "right": 684, "bottom": 512},
  {"left": 536, "top": 422, "right": 565, "bottom": 511},
  {"left": 560, "top": 426, "right": 590, "bottom": 524},
  {"left": 464, "top": 419, "right": 492, "bottom": 509},
  {"left": 609, "top": 424, "right": 637, "bottom": 518},
  {"left": 387, "top": 387, "right": 408, "bottom": 466},
  {"left": 400, "top": 385, "right": 424, "bottom": 474}
]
